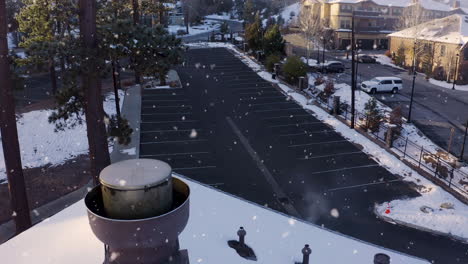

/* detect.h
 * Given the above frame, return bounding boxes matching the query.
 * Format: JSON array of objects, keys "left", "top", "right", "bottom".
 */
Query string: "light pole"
[
  {"left": 408, "top": 40, "right": 417, "bottom": 123},
  {"left": 452, "top": 53, "right": 460, "bottom": 90},
  {"left": 460, "top": 120, "right": 468, "bottom": 162},
  {"left": 350, "top": 11, "right": 356, "bottom": 129},
  {"left": 322, "top": 36, "right": 326, "bottom": 66}
]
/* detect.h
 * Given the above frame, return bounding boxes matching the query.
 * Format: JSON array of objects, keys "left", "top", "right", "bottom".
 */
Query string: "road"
[
  {"left": 335, "top": 60, "right": 468, "bottom": 161},
  {"left": 139, "top": 47, "right": 468, "bottom": 263},
  {"left": 286, "top": 34, "right": 468, "bottom": 161}
]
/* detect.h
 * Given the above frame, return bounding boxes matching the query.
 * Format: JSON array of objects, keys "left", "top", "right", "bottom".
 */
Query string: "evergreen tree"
[
  {"left": 263, "top": 24, "right": 284, "bottom": 56},
  {"left": 129, "top": 24, "right": 182, "bottom": 86},
  {"left": 16, "top": 0, "right": 77, "bottom": 95},
  {"left": 245, "top": 14, "right": 263, "bottom": 51},
  {"left": 283, "top": 56, "right": 307, "bottom": 85},
  {"left": 243, "top": 0, "right": 255, "bottom": 24},
  {"left": 364, "top": 98, "right": 384, "bottom": 132}
]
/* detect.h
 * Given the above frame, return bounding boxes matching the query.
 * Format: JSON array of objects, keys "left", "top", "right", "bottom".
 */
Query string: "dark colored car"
[
  {"left": 320, "top": 61, "right": 345, "bottom": 73},
  {"left": 358, "top": 55, "right": 377, "bottom": 63}
]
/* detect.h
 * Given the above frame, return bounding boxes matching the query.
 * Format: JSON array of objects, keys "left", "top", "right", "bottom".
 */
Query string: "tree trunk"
[
  {"left": 112, "top": 60, "right": 121, "bottom": 118},
  {"left": 132, "top": 0, "right": 141, "bottom": 84},
  {"left": 0, "top": 0, "right": 32, "bottom": 234},
  {"left": 79, "top": 0, "right": 111, "bottom": 185},
  {"left": 49, "top": 58, "right": 57, "bottom": 95},
  {"left": 160, "top": 71, "right": 167, "bottom": 86}
]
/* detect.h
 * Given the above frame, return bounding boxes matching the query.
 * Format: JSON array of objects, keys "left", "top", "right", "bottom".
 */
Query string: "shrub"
[
  {"left": 432, "top": 66, "right": 446, "bottom": 81},
  {"left": 323, "top": 81, "right": 335, "bottom": 97},
  {"left": 363, "top": 98, "right": 384, "bottom": 132},
  {"left": 314, "top": 75, "right": 325, "bottom": 86},
  {"left": 283, "top": 56, "right": 307, "bottom": 84},
  {"left": 389, "top": 106, "right": 403, "bottom": 137},
  {"left": 265, "top": 54, "right": 281, "bottom": 72},
  {"left": 385, "top": 50, "right": 392, "bottom": 58}
]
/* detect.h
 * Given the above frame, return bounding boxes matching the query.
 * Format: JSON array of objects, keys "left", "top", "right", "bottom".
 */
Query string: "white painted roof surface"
[
  {"left": 0, "top": 176, "right": 430, "bottom": 264},
  {"left": 389, "top": 14, "right": 468, "bottom": 44}
]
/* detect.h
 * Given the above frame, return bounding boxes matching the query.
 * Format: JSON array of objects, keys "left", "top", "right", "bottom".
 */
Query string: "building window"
[
  {"left": 340, "top": 20, "right": 351, "bottom": 29},
  {"left": 340, "top": 4, "right": 353, "bottom": 12},
  {"left": 464, "top": 48, "right": 468, "bottom": 61},
  {"left": 440, "top": 45, "right": 446, "bottom": 56}
]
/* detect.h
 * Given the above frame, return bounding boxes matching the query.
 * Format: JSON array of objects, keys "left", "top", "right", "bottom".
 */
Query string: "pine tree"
[
  {"left": 364, "top": 98, "right": 384, "bottom": 132},
  {"left": 16, "top": 0, "right": 77, "bottom": 95},
  {"left": 245, "top": 13, "right": 263, "bottom": 51},
  {"left": 263, "top": 24, "right": 284, "bottom": 56},
  {"left": 0, "top": 0, "right": 31, "bottom": 234},
  {"left": 243, "top": 0, "right": 255, "bottom": 24}
]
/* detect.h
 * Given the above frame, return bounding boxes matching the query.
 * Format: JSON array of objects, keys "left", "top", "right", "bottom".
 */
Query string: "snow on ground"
[
  {"left": 187, "top": 42, "right": 468, "bottom": 241},
  {"left": 168, "top": 20, "right": 221, "bottom": 36},
  {"left": 428, "top": 78, "right": 468, "bottom": 91},
  {"left": 0, "top": 90, "right": 125, "bottom": 183},
  {"left": 374, "top": 55, "right": 405, "bottom": 70},
  {"left": 0, "top": 176, "right": 429, "bottom": 264},
  {"left": 7, "top": 33, "right": 16, "bottom": 49},
  {"left": 270, "top": 2, "right": 300, "bottom": 25},
  {"left": 205, "top": 12, "right": 242, "bottom": 22}
]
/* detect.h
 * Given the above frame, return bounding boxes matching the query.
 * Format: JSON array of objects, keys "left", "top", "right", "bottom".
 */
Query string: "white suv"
[{"left": 361, "top": 77, "right": 403, "bottom": 94}]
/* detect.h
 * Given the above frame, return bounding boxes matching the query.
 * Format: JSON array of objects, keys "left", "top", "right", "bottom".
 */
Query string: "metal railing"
[{"left": 313, "top": 93, "right": 468, "bottom": 198}]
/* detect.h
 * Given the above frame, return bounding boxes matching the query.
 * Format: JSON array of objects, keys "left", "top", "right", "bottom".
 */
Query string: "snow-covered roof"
[
  {"left": 389, "top": 14, "right": 468, "bottom": 45},
  {"left": 325, "top": 0, "right": 454, "bottom": 11},
  {"left": 0, "top": 176, "right": 430, "bottom": 264}
]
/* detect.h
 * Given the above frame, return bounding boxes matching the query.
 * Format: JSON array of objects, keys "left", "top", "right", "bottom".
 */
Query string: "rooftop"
[
  {"left": 389, "top": 14, "right": 468, "bottom": 44},
  {"left": 324, "top": 0, "right": 455, "bottom": 11},
  {"left": 0, "top": 176, "right": 430, "bottom": 264}
]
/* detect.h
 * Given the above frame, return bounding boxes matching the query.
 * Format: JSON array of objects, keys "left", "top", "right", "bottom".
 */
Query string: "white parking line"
[
  {"left": 270, "top": 121, "right": 323, "bottom": 128},
  {"left": 253, "top": 108, "right": 303, "bottom": 113},
  {"left": 298, "top": 151, "right": 363, "bottom": 160},
  {"left": 140, "top": 139, "right": 208, "bottom": 145},
  {"left": 264, "top": 115, "right": 311, "bottom": 121},
  {"left": 140, "top": 129, "right": 202, "bottom": 134},
  {"left": 326, "top": 179, "right": 401, "bottom": 192},
  {"left": 174, "top": 166, "right": 217, "bottom": 170},
  {"left": 140, "top": 151, "right": 210, "bottom": 157},
  {"left": 279, "top": 130, "right": 334, "bottom": 137},
  {"left": 141, "top": 120, "right": 199, "bottom": 124},
  {"left": 308, "top": 164, "right": 380, "bottom": 175},
  {"left": 141, "top": 112, "right": 192, "bottom": 116},
  {"left": 288, "top": 139, "right": 349, "bottom": 147},
  {"left": 226, "top": 116, "right": 301, "bottom": 218},
  {"left": 142, "top": 105, "right": 192, "bottom": 109}
]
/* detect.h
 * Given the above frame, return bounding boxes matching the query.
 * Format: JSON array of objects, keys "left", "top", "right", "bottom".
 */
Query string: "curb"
[{"left": 373, "top": 206, "right": 468, "bottom": 244}]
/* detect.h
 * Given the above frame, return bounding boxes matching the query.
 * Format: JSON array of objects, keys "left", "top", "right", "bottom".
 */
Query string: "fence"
[{"left": 314, "top": 93, "right": 468, "bottom": 199}]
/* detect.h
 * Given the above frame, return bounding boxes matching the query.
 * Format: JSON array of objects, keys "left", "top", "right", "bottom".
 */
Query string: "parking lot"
[{"left": 140, "top": 47, "right": 468, "bottom": 263}]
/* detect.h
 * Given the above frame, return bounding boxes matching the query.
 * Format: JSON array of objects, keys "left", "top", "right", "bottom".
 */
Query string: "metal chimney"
[{"left": 85, "top": 159, "right": 190, "bottom": 264}]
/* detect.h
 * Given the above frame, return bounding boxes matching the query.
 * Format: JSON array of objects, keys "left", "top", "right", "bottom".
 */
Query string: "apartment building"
[{"left": 302, "top": 0, "right": 465, "bottom": 50}]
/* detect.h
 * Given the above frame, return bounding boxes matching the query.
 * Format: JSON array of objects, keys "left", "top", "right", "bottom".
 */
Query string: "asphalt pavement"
[{"left": 139, "top": 47, "right": 468, "bottom": 263}]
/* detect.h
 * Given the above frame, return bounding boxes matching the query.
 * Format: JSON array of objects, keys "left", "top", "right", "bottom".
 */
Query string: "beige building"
[
  {"left": 302, "top": 0, "right": 465, "bottom": 50},
  {"left": 389, "top": 14, "right": 468, "bottom": 84}
]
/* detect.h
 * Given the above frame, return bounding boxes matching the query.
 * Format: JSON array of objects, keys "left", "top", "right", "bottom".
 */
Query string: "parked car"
[
  {"left": 358, "top": 55, "right": 377, "bottom": 63},
  {"left": 317, "top": 61, "right": 345, "bottom": 73},
  {"left": 361, "top": 77, "right": 403, "bottom": 94}
]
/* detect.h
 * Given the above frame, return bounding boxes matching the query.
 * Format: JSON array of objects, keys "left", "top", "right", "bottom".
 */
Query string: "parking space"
[
  {"left": 139, "top": 88, "right": 218, "bottom": 180},
  {"left": 170, "top": 47, "right": 467, "bottom": 263}
]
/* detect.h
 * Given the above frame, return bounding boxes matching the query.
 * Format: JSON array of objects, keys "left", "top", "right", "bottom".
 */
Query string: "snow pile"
[
  {"left": 205, "top": 13, "right": 242, "bottom": 22},
  {"left": 168, "top": 20, "right": 221, "bottom": 36},
  {"left": 374, "top": 55, "right": 405, "bottom": 70},
  {"left": 0, "top": 91, "right": 125, "bottom": 183},
  {"left": 428, "top": 78, "right": 468, "bottom": 91},
  {"left": 186, "top": 42, "right": 468, "bottom": 241},
  {"left": 0, "top": 176, "right": 430, "bottom": 264},
  {"left": 375, "top": 185, "right": 468, "bottom": 242}
]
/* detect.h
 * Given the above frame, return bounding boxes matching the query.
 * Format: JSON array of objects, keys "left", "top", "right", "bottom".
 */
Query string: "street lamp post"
[
  {"left": 350, "top": 11, "right": 356, "bottom": 129},
  {"left": 452, "top": 53, "right": 460, "bottom": 90},
  {"left": 460, "top": 120, "right": 468, "bottom": 162},
  {"left": 408, "top": 41, "right": 417, "bottom": 123},
  {"left": 322, "top": 37, "right": 326, "bottom": 66}
]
